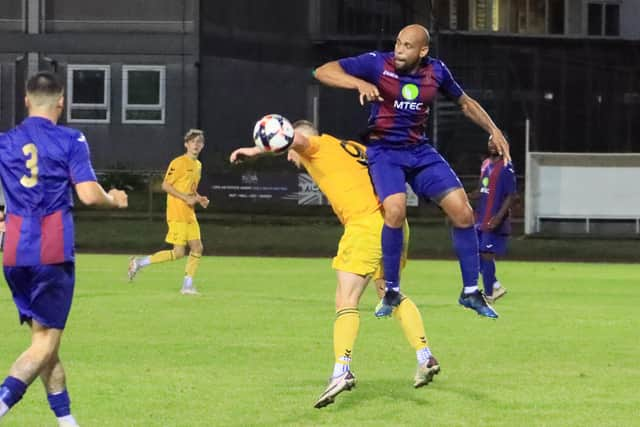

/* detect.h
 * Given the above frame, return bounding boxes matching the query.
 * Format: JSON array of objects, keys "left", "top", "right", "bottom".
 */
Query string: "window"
[
  {"left": 67, "top": 65, "right": 110, "bottom": 123},
  {"left": 461, "top": 0, "right": 564, "bottom": 35},
  {"left": 587, "top": 2, "right": 620, "bottom": 36},
  {"left": 122, "top": 65, "right": 166, "bottom": 124}
]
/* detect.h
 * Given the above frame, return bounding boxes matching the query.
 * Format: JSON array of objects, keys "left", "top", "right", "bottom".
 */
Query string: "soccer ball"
[{"left": 253, "top": 114, "right": 294, "bottom": 153}]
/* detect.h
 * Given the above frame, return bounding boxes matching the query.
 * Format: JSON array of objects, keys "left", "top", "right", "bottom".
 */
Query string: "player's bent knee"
[{"left": 172, "top": 248, "right": 186, "bottom": 259}]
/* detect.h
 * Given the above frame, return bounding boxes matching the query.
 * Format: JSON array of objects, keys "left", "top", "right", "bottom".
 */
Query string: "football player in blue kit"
[
  {"left": 475, "top": 137, "right": 517, "bottom": 303},
  {"left": 314, "top": 24, "right": 510, "bottom": 318},
  {"left": 0, "top": 71, "right": 128, "bottom": 426}
]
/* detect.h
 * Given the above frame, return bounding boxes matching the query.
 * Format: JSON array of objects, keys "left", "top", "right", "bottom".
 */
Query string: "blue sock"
[
  {"left": 382, "top": 224, "right": 403, "bottom": 292},
  {"left": 47, "top": 389, "right": 71, "bottom": 417},
  {"left": 0, "top": 376, "right": 27, "bottom": 408},
  {"left": 451, "top": 226, "right": 480, "bottom": 289},
  {"left": 480, "top": 257, "right": 497, "bottom": 296}
]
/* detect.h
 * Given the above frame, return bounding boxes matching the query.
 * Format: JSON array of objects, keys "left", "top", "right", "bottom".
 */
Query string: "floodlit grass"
[{"left": 0, "top": 255, "right": 638, "bottom": 426}]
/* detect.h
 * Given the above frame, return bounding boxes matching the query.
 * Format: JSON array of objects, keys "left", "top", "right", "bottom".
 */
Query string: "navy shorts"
[
  {"left": 366, "top": 144, "right": 463, "bottom": 202},
  {"left": 477, "top": 229, "right": 508, "bottom": 256},
  {"left": 3, "top": 262, "right": 75, "bottom": 329}
]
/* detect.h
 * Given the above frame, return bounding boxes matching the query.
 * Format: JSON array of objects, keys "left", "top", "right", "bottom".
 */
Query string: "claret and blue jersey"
[
  {"left": 0, "top": 116, "right": 97, "bottom": 266},
  {"left": 475, "top": 159, "right": 517, "bottom": 235},
  {"left": 338, "top": 51, "right": 464, "bottom": 146}
]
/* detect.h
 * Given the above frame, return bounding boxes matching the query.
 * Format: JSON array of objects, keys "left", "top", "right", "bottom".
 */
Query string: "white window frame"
[
  {"left": 122, "top": 65, "right": 166, "bottom": 125},
  {"left": 66, "top": 64, "right": 111, "bottom": 124}
]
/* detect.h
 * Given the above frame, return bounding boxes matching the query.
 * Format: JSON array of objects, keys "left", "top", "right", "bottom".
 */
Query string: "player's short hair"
[
  {"left": 25, "top": 71, "right": 64, "bottom": 108},
  {"left": 292, "top": 120, "right": 319, "bottom": 137},
  {"left": 184, "top": 128, "right": 204, "bottom": 143}
]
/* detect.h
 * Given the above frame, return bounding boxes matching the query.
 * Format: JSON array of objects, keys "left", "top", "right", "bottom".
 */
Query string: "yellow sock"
[
  {"left": 185, "top": 252, "right": 202, "bottom": 278},
  {"left": 333, "top": 308, "right": 359, "bottom": 365},
  {"left": 149, "top": 250, "right": 176, "bottom": 264},
  {"left": 393, "top": 296, "right": 429, "bottom": 350}
]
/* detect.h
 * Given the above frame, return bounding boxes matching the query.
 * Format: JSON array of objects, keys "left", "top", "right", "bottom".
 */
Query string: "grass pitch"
[{"left": 0, "top": 255, "right": 638, "bottom": 426}]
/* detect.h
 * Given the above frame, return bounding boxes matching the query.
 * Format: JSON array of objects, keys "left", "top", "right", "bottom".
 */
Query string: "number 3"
[{"left": 20, "top": 143, "right": 38, "bottom": 188}]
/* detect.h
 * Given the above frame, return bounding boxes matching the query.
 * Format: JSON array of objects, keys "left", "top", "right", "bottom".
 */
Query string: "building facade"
[{"left": 0, "top": 0, "right": 638, "bottom": 176}]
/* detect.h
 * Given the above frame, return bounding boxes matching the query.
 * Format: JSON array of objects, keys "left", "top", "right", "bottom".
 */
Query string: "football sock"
[
  {"left": 0, "top": 401, "right": 8, "bottom": 417},
  {"left": 182, "top": 276, "right": 193, "bottom": 289},
  {"left": 463, "top": 285, "right": 479, "bottom": 294},
  {"left": 480, "top": 257, "right": 497, "bottom": 296},
  {"left": 416, "top": 347, "right": 433, "bottom": 365},
  {"left": 393, "top": 297, "right": 430, "bottom": 352},
  {"left": 149, "top": 250, "right": 176, "bottom": 264},
  {"left": 47, "top": 390, "right": 71, "bottom": 417},
  {"left": 185, "top": 252, "right": 201, "bottom": 278},
  {"left": 382, "top": 224, "right": 403, "bottom": 293},
  {"left": 57, "top": 415, "right": 79, "bottom": 426},
  {"left": 452, "top": 226, "right": 480, "bottom": 290},
  {"left": 138, "top": 256, "right": 151, "bottom": 267},
  {"left": 333, "top": 307, "right": 359, "bottom": 376},
  {"left": 0, "top": 376, "right": 27, "bottom": 416}
]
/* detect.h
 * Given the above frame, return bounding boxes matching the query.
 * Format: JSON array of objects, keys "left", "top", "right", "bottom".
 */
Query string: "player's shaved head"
[
  {"left": 25, "top": 71, "right": 64, "bottom": 109},
  {"left": 398, "top": 24, "right": 430, "bottom": 47},
  {"left": 394, "top": 24, "right": 431, "bottom": 73},
  {"left": 292, "top": 119, "right": 319, "bottom": 137}
]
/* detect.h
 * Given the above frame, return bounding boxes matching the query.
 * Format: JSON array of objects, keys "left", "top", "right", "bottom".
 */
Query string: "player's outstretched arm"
[
  {"left": 229, "top": 146, "right": 265, "bottom": 164},
  {"left": 75, "top": 181, "right": 128, "bottom": 208},
  {"left": 314, "top": 61, "right": 383, "bottom": 105},
  {"left": 458, "top": 94, "right": 510, "bottom": 163}
]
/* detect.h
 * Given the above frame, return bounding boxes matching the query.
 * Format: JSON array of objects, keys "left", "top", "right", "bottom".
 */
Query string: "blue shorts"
[
  {"left": 366, "top": 144, "right": 463, "bottom": 202},
  {"left": 3, "top": 262, "right": 75, "bottom": 329},
  {"left": 477, "top": 229, "right": 508, "bottom": 256}
]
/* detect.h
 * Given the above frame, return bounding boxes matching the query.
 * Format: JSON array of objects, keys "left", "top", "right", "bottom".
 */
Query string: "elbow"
[
  {"left": 78, "top": 193, "right": 100, "bottom": 206},
  {"left": 313, "top": 61, "right": 338, "bottom": 83}
]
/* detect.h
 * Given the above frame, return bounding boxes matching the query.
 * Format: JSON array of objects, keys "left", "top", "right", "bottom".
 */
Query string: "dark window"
[
  {"left": 72, "top": 70, "right": 105, "bottom": 104},
  {"left": 604, "top": 4, "right": 620, "bottom": 36},
  {"left": 127, "top": 71, "right": 160, "bottom": 105},
  {"left": 587, "top": 3, "right": 603, "bottom": 35},
  {"left": 548, "top": 0, "right": 565, "bottom": 34}
]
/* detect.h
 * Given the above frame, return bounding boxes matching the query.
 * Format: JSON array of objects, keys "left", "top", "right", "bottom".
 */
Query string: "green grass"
[
  {"left": 74, "top": 217, "right": 640, "bottom": 262},
  {"left": 1, "top": 255, "right": 639, "bottom": 426}
]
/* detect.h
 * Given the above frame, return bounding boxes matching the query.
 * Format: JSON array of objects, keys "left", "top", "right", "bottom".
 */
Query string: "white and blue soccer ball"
[{"left": 253, "top": 114, "right": 294, "bottom": 153}]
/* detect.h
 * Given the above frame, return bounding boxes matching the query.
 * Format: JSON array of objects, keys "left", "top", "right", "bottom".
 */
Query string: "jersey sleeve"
[
  {"left": 298, "top": 136, "right": 321, "bottom": 158},
  {"left": 337, "top": 51, "right": 380, "bottom": 83},
  {"left": 437, "top": 60, "right": 464, "bottom": 100},
  {"left": 68, "top": 133, "right": 98, "bottom": 184},
  {"left": 164, "top": 159, "right": 181, "bottom": 185},
  {"left": 502, "top": 163, "right": 517, "bottom": 195}
]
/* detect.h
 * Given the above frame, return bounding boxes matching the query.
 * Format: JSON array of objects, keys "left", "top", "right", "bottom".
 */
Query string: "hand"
[
  {"left": 357, "top": 82, "right": 384, "bottom": 105},
  {"left": 486, "top": 216, "right": 499, "bottom": 231},
  {"left": 230, "top": 146, "right": 264, "bottom": 164},
  {"left": 108, "top": 189, "right": 128, "bottom": 208},
  {"left": 184, "top": 195, "right": 198, "bottom": 206},
  {"left": 490, "top": 129, "right": 511, "bottom": 164},
  {"left": 197, "top": 195, "right": 210, "bottom": 209}
]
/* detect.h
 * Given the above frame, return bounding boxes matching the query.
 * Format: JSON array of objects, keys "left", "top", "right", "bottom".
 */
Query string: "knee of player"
[
  {"left": 172, "top": 247, "right": 186, "bottom": 259},
  {"left": 449, "top": 207, "right": 474, "bottom": 228},
  {"left": 383, "top": 206, "right": 406, "bottom": 227},
  {"left": 29, "top": 341, "right": 58, "bottom": 364},
  {"left": 190, "top": 242, "right": 203, "bottom": 255}
]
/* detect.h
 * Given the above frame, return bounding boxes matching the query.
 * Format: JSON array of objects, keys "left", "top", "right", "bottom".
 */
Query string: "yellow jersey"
[
  {"left": 164, "top": 154, "right": 202, "bottom": 222},
  {"left": 298, "top": 134, "right": 380, "bottom": 224}
]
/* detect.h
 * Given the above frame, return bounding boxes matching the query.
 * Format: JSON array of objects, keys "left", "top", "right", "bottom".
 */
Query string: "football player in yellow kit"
[
  {"left": 128, "top": 129, "right": 210, "bottom": 295},
  {"left": 230, "top": 120, "right": 439, "bottom": 408}
]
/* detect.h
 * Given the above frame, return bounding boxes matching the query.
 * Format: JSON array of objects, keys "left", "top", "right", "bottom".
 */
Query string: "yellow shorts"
[
  {"left": 165, "top": 220, "right": 201, "bottom": 246},
  {"left": 332, "top": 213, "right": 409, "bottom": 277}
]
